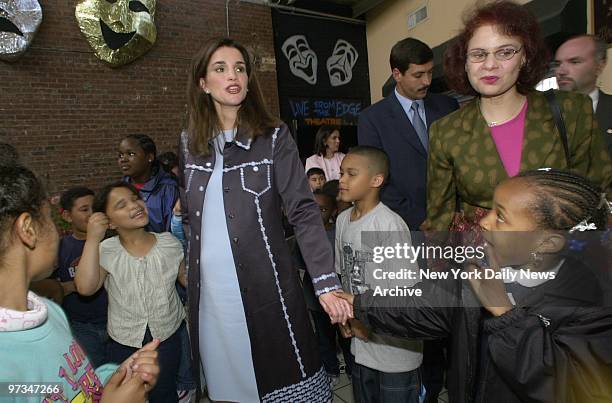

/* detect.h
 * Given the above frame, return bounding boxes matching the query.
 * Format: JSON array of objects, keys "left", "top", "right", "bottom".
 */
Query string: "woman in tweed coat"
[{"left": 424, "top": 1, "right": 611, "bottom": 231}]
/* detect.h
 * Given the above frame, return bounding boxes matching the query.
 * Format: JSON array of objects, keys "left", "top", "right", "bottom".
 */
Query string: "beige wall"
[
  {"left": 366, "top": 0, "right": 611, "bottom": 102},
  {"left": 588, "top": 0, "right": 612, "bottom": 93}
]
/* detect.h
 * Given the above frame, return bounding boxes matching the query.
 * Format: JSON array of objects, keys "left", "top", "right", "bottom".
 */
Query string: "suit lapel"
[{"left": 386, "top": 94, "right": 427, "bottom": 157}]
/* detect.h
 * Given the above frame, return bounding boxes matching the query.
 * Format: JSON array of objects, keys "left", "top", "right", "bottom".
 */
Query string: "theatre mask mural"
[
  {"left": 282, "top": 35, "right": 318, "bottom": 85},
  {"left": 0, "top": 0, "right": 42, "bottom": 62},
  {"left": 327, "top": 39, "right": 358, "bottom": 87},
  {"left": 75, "top": 0, "right": 156, "bottom": 67}
]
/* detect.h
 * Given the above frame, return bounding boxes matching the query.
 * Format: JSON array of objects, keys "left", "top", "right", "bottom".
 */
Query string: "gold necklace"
[{"left": 480, "top": 97, "right": 526, "bottom": 127}]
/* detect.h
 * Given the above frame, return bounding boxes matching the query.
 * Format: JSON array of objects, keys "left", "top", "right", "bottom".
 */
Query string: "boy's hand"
[
  {"left": 319, "top": 291, "right": 353, "bottom": 325},
  {"left": 100, "top": 366, "right": 147, "bottom": 403},
  {"left": 338, "top": 322, "right": 353, "bottom": 338},
  {"left": 87, "top": 213, "right": 110, "bottom": 242},
  {"left": 332, "top": 290, "right": 354, "bottom": 307},
  {"left": 119, "top": 339, "right": 160, "bottom": 388},
  {"left": 349, "top": 319, "right": 371, "bottom": 341}
]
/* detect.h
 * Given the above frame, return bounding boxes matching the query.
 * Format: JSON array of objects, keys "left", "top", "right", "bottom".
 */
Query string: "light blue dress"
[{"left": 198, "top": 130, "right": 259, "bottom": 402}]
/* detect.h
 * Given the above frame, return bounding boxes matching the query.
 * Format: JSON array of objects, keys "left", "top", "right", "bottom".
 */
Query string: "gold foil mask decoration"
[
  {"left": 0, "top": 0, "right": 42, "bottom": 62},
  {"left": 75, "top": 0, "right": 156, "bottom": 67}
]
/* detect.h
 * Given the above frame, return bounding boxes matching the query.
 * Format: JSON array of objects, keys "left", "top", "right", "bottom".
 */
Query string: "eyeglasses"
[{"left": 467, "top": 47, "right": 522, "bottom": 63}]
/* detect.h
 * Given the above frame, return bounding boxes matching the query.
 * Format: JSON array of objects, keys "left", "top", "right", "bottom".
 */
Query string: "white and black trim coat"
[{"left": 178, "top": 123, "right": 340, "bottom": 402}]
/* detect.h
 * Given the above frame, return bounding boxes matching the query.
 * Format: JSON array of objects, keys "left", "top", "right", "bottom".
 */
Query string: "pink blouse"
[
  {"left": 304, "top": 152, "right": 345, "bottom": 181},
  {"left": 489, "top": 100, "right": 528, "bottom": 177}
]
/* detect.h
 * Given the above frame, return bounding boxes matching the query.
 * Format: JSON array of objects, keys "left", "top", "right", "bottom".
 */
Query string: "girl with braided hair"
[{"left": 335, "top": 169, "right": 612, "bottom": 402}]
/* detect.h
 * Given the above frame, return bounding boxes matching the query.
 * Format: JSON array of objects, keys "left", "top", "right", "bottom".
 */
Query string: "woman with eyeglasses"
[{"left": 423, "top": 0, "right": 611, "bottom": 231}]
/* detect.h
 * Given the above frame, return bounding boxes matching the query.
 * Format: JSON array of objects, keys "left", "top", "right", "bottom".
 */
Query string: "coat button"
[
  {"left": 195, "top": 211, "right": 200, "bottom": 217},
  {"left": 199, "top": 186, "right": 204, "bottom": 192},
  {"left": 238, "top": 263, "right": 245, "bottom": 270},
  {"left": 195, "top": 234, "right": 199, "bottom": 240},
  {"left": 241, "top": 287, "right": 248, "bottom": 294},
  {"left": 228, "top": 213, "right": 235, "bottom": 219},
  {"left": 224, "top": 187, "right": 230, "bottom": 193},
  {"left": 233, "top": 237, "right": 239, "bottom": 244}
]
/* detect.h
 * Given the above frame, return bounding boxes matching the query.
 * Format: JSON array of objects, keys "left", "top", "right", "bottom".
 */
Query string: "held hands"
[
  {"left": 339, "top": 319, "right": 371, "bottom": 341},
  {"left": 101, "top": 366, "right": 148, "bottom": 403},
  {"left": 465, "top": 244, "right": 513, "bottom": 317},
  {"left": 118, "top": 339, "right": 160, "bottom": 387},
  {"left": 319, "top": 291, "right": 353, "bottom": 325},
  {"left": 333, "top": 290, "right": 354, "bottom": 307},
  {"left": 331, "top": 291, "right": 370, "bottom": 340},
  {"left": 102, "top": 339, "right": 160, "bottom": 403},
  {"left": 87, "top": 212, "right": 110, "bottom": 242}
]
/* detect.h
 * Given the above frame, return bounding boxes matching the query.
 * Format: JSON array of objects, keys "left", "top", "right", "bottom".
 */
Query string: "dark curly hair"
[
  {"left": 93, "top": 182, "right": 141, "bottom": 215},
  {"left": 157, "top": 151, "right": 179, "bottom": 174},
  {"left": 516, "top": 169, "right": 609, "bottom": 231},
  {"left": 60, "top": 187, "right": 94, "bottom": 212},
  {"left": 0, "top": 165, "right": 47, "bottom": 262},
  {"left": 444, "top": 0, "right": 549, "bottom": 96}
]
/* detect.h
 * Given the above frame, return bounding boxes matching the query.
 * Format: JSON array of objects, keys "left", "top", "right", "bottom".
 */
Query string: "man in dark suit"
[
  {"left": 357, "top": 38, "right": 459, "bottom": 403},
  {"left": 554, "top": 34, "right": 611, "bottom": 157},
  {"left": 358, "top": 37, "right": 459, "bottom": 230}
]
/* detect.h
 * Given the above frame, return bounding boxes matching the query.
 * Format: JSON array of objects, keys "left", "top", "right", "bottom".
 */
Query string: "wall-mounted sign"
[{"left": 288, "top": 97, "right": 362, "bottom": 126}]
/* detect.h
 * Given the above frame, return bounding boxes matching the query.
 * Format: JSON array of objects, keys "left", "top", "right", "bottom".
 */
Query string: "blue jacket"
[{"left": 123, "top": 166, "right": 179, "bottom": 233}]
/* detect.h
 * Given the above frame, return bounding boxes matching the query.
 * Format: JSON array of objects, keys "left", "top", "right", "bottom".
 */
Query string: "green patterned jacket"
[{"left": 425, "top": 90, "right": 612, "bottom": 230}]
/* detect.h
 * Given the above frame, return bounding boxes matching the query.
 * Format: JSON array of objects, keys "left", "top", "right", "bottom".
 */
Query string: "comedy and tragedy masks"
[
  {"left": 282, "top": 34, "right": 318, "bottom": 85},
  {"left": 0, "top": 0, "right": 42, "bottom": 62},
  {"left": 326, "top": 39, "right": 358, "bottom": 87},
  {"left": 75, "top": 0, "right": 156, "bottom": 67}
]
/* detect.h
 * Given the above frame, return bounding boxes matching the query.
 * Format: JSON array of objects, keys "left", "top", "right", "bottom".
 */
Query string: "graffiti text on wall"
[{"left": 289, "top": 98, "right": 362, "bottom": 126}]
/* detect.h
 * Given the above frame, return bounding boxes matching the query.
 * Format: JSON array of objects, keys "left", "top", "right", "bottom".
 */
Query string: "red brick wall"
[{"left": 0, "top": 0, "right": 279, "bottom": 195}]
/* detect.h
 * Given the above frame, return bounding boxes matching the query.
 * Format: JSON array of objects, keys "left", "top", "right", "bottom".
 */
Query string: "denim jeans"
[
  {"left": 69, "top": 320, "right": 109, "bottom": 368},
  {"left": 108, "top": 324, "right": 183, "bottom": 403},
  {"left": 311, "top": 309, "right": 353, "bottom": 376},
  {"left": 176, "top": 322, "right": 196, "bottom": 390},
  {"left": 352, "top": 359, "right": 421, "bottom": 403},
  {"left": 421, "top": 339, "right": 446, "bottom": 403}
]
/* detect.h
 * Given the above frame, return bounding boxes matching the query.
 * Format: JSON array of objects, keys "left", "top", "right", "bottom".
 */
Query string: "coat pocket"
[{"left": 240, "top": 164, "right": 271, "bottom": 196}]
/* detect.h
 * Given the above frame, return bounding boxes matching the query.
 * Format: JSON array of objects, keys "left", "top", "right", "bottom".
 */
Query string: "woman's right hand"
[{"left": 87, "top": 212, "right": 110, "bottom": 242}]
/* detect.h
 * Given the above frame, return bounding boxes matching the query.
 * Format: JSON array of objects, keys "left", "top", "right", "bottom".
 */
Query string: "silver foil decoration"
[
  {"left": 75, "top": 0, "right": 156, "bottom": 67},
  {"left": 0, "top": 0, "right": 42, "bottom": 62}
]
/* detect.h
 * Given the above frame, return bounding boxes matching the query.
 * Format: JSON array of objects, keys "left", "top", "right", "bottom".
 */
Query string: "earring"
[
  {"left": 204, "top": 89, "right": 210, "bottom": 94},
  {"left": 530, "top": 251, "right": 543, "bottom": 268}
]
